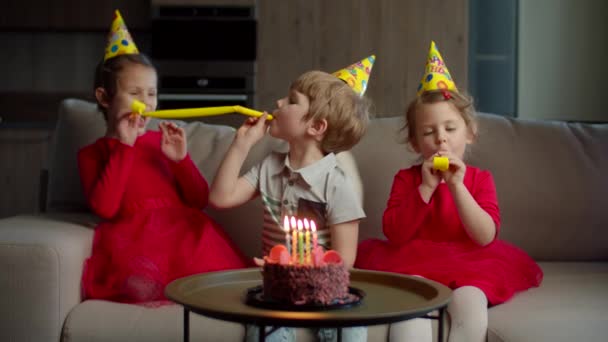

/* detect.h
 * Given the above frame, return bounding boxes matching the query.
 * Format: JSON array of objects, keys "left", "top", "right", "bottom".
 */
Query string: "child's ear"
[
  {"left": 95, "top": 87, "right": 110, "bottom": 109},
  {"left": 408, "top": 133, "right": 421, "bottom": 153},
  {"left": 466, "top": 123, "right": 477, "bottom": 144},
  {"left": 410, "top": 140, "right": 421, "bottom": 153},
  {"left": 307, "top": 118, "right": 328, "bottom": 139},
  {"left": 466, "top": 132, "right": 474, "bottom": 145}
]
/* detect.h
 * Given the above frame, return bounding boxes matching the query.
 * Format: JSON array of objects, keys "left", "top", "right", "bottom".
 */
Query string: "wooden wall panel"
[
  {"left": 257, "top": 0, "right": 468, "bottom": 117},
  {"left": 0, "top": 0, "right": 467, "bottom": 219}
]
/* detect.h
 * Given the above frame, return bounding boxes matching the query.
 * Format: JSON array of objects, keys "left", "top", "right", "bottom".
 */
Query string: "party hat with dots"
[
  {"left": 104, "top": 10, "right": 139, "bottom": 61},
  {"left": 332, "top": 55, "right": 376, "bottom": 96},
  {"left": 417, "top": 41, "right": 457, "bottom": 96}
]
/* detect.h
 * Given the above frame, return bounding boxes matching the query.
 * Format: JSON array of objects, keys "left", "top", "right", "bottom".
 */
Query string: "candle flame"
[
  {"left": 297, "top": 219, "right": 303, "bottom": 231},
  {"left": 310, "top": 220, "right": 316, "bottom": 232},
  {"left": 303, "top": 218, "right": 309, "bottom": 230},
  {"left": 290, "top": 216, "right": 297, "bottom": 229},
  {"left": 283, "top": 216, "right": 289, "bottom": 232}
]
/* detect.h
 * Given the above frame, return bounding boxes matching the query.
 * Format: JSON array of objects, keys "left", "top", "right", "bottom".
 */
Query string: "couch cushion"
[
  {"left": 0, "top": 214, "right": 95, "bottom": 342},
  {"left": 469, "top": 114, "right": 608, "bottom": 261},
  {"left": 63, "top": 300, "right": 389, "bottom": 342},
  {"left": 353, "top": 114, "right": 608, "bottom": 261},
  {"left": 62, "top": 300, "right": 244, "bottom": 342},
  {"left": 46, "top": 99, "right": 106, "bottom": 212},
  {"left": 351, "top": 116, "right": 420, "bottom": 241},
  {"left": 488, "top": 262, "right": 608, "bottom": 342}
]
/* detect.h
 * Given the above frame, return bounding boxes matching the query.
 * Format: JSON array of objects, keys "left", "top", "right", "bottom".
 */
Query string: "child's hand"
[
  {"left": 253, "top": 257, "right": 265, "bottom": 267},
  {"left": 234, "top": 113, "right": 270, "bottom": 148},
  {"left": 160, "top": 121, "right": 187, "bottom": 162},
  {"left": 116, "top": 112, "right": 140, "bottom": 146},
  {"left": 439, "top": 152, "right": 466, "bottom": 186},
  {"left": 420, "top": 154, "right": 443, "bottom": 192}
]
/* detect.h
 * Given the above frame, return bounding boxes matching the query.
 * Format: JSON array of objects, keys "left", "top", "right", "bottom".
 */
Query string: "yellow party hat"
[
  {"left": 332, "top": 55, "right": 376, "bottom": 96},
  {"left": 104, "top": 10, "right": 140, "bottom": 61},
  {"left": 417, "top": 41, "right": 457, "bottom": 96}
]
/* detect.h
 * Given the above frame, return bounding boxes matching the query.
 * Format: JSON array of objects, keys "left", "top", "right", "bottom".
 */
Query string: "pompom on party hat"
[
  {"left": 417, "top": 41, "right": 457, "bottom": 96},
  {"left": 104, "top": 10, "right": 140, "bottom": 61},
  {"left": 332, "top": 55, "right": 376, "bottom": 96}
]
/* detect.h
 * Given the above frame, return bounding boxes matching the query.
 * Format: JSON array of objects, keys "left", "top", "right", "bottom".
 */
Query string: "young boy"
[{"left": 210, "top": 56, "right": 375, "bottom": 341}]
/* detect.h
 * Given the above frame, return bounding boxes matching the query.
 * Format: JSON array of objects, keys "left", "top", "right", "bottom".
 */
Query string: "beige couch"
[{"left": 1, "top": 98, "right": 607, "bottom": 342}]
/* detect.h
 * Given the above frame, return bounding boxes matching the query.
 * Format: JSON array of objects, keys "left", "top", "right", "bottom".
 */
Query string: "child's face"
[
  {"left": 104, "top": 63, "right": 158, "bottom": 136},
  {"left": 412, "top": 101, "right": 473, "bottom": 159},
  {"left": 270, "top": 90, "right": 312, "bottom": 141}
]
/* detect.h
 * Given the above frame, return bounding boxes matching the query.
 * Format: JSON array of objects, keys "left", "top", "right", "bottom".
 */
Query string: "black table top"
[{"left": 165, "top": 268, "right": 452, "bottom": 328}]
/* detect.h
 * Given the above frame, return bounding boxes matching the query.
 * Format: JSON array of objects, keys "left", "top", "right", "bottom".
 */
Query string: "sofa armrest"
[{"left": 0, "top": 214, "right": 95, "bottom": 341}]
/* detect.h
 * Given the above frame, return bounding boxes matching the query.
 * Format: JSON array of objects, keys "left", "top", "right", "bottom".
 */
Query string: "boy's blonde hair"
[
  {"left": 402, "top": 89, "right": 478, "bottom": 147},
  {"left": 290, "top": 70, "right": 371, "bottom": 153}
]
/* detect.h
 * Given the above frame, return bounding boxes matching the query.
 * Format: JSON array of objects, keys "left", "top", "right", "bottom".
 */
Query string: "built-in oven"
[{"left": 150, "top": 5, "right": 257, "bottom": 127}]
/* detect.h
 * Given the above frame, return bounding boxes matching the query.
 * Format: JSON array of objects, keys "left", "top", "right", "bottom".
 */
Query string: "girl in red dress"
[
  {"left": 78, "top": 11, "right": 248, "bottom": 304},
  {"left": 355, "top": 42, "right": 543, "bottom": 341}
]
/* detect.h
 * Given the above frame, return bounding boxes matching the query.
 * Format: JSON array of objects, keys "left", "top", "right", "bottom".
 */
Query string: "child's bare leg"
[
  {"left": 447, "top": 286, "right": 488, "bottom": 342},
  {"left": 389, "top": 318, "right": 432, "bottom": 341}
]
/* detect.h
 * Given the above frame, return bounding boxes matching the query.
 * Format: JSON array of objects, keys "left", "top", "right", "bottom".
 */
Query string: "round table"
[{"left": 165, "top": 268, "right": 452, "bottom": 342}]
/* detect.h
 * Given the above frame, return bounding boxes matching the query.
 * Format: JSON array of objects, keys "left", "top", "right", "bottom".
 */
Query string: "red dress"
[
  {"left": 355, "top": 165, "right": 543, "bottom": 305},
  {"left": 78, "top": 131, "right": 249, "bottom": 304}
]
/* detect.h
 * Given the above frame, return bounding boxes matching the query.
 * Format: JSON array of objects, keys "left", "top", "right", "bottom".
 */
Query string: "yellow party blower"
[
  {"left": 130, "top": 100, "right": 273, "bottom": 120},
  {"left": 432, "top": 156, "right": 450, "bottom": 171}
]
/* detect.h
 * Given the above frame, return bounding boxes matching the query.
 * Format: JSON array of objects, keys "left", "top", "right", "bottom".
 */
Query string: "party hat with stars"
[
  {"left": 332, "top": 55, "right": 376, "bottom": 96},
  {"left": 104, "top": 10, "right": 140, "bottom": 61},
  {"left": 417, "top": 41, "right": 457, "bottom": 96}
]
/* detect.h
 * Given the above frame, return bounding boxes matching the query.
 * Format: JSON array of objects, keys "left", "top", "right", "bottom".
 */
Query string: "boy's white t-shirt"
[{"left": 243, "top": 152, "right": 365, "bottom": 255}]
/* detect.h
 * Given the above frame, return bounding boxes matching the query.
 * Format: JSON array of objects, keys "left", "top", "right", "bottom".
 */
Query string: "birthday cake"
[{"left": 261, "top": 244, "right": 350, "bottom": 306}]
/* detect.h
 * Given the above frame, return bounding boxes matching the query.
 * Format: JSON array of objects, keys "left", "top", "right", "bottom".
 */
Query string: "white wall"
[{"left": 518, "top": 0, "right": 608, "bottom": 121}]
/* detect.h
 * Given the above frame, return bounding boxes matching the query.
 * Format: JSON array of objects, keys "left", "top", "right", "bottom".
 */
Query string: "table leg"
[
  {"left": 258, "top": 325, "right": 265, "bottom": 342},
  {"left": 183, "top": 308, "right": 190, "bottom": 342},
  {"left": 438, "top": 307, "right": 446, "bottom": 342},
  {"left": 337, "top": 327, "right": 343, "bottom": 341}
]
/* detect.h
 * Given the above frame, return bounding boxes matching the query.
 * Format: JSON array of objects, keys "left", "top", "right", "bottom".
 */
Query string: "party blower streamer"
[
  {"left": 130, "top": 100, "right": 274, "bottom": 120},
  {"left": 129, "top": 54, "right": 376, "bottom": 120}
]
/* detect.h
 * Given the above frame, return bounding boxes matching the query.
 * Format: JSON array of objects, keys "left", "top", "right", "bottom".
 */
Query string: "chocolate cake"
[{"left": 261, "top": 245, "right": 350, "bottom": 305}]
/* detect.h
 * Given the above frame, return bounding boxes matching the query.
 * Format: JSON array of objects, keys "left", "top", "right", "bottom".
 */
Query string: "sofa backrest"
[
  {"left": 47, "top": 99, "right": 251, "bottom": 212},
  {"left": 49, "top": 100, "right": 608, "bottom": 261},
  {"left": 46, "top": 99, "right": 363, "bottom": 258},
  {"left": 352, "top": 114, "right": 608, "bottom": 262}
]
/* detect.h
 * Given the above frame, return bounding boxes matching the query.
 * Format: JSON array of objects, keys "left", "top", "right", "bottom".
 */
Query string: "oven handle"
[{"left": 159, "top": 94, "right": 248, "bottom": 101}]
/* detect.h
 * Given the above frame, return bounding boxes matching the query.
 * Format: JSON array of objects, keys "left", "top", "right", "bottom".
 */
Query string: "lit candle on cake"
[
  {"left": 283, "top": 216, "right": 291, "bottom": 254},
  {"left": 297, "top": 219, "right": 304, "bottom": 265},
  {"left": 304, "top": 218, "right": 311, "bottom": 264},
  {"left": 291, "top": 216, "right": 298, "bottom": 263},
  {"left": 311, "top": 220, "right": 318, "bottom": 250}
]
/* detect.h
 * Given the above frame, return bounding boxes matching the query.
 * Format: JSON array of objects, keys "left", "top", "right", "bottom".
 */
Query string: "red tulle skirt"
[
  {"left": 82, "top": 204, "right": 250, "bottom": 304},
  {"left": 355, "top": 238, "right": 543, "bottom": 305}
]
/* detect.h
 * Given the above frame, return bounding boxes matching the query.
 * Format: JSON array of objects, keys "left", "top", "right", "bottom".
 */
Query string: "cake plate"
[{"left": 245, "top": 284, "right": 366, "bottom": 311}]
